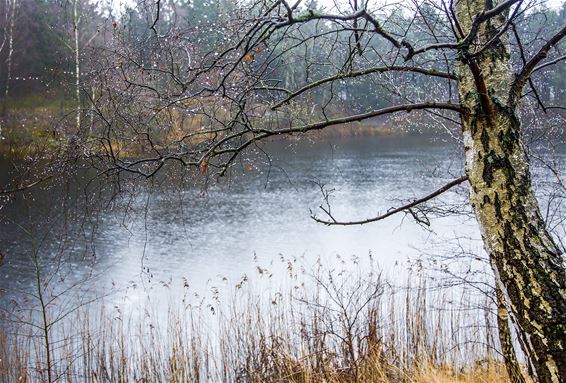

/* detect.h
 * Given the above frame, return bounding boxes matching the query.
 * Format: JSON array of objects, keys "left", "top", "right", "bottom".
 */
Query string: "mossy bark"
[{"left": 456, "top": 0, "right": 566, "bottom": 382}]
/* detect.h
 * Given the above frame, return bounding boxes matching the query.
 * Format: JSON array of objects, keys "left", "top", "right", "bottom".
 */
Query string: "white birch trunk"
[
  {"left": 73, "top": 0, "right": 81, "bottom": 132},
  {"left": 456, "top": 0, "right": 566, "bottom": 382},
  {"left": 4, "top": 0, "right": 17, "bottom": 98}
]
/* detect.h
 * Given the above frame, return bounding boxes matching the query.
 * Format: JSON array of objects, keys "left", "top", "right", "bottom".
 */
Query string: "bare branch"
[
  {"left": 271, "top": 66, "right": 457, "bottom": 109},
  {"left": 150, "top": 0, "right": 161, "bottom": 36},
  {"left": 311, "top": 175, "right": 468, "bottom": 226},
  {"left": 533, "top": 55, "right": 566, "bottom": 73},
  {"left": 0, "top": 178, "right": 48, "bottom": 195},
  {"left": 511, "top": 25, "right": 566, "bottom": 105}
]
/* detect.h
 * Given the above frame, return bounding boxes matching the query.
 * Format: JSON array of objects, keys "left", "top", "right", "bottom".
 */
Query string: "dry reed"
[{"left": 0, "top": 258, "right": 522, "bottom": 382}]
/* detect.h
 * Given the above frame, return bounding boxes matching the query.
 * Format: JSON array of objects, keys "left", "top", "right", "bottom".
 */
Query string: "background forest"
[{"left": 0, "top": 0, "right": 565, "bottom": 148}]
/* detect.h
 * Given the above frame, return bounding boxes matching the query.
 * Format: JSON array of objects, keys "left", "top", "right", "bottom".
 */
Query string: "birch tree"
[
  {"left": 73, "top": 0, "right": 81, "bottom": 132},
  {"left": 2, "top": 0, "right": 18, "bottom": 99},
  {"left": 55, "top": 0, "right": 102, "bottom": 134}
]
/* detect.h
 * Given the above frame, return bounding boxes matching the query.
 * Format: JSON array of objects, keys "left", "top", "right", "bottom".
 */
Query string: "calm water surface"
[{"left": 0, "top": 134, "right": 560, "bottom": 316}]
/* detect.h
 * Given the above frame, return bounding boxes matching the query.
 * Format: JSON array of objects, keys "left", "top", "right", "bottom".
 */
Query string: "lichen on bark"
[{"left": 455, "top": 0, "right": 566, "bottom": 381}]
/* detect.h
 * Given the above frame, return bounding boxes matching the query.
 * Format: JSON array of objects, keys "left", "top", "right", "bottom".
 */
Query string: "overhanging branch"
[
  {"left": 311, "top": 175, "right": 469, "bottom": 226},
  {"left": 201, "top": 102, "right": 463, "bottom": 177},
  {"left": 271, "top": 66, "right": 457, "bottom": 110}
]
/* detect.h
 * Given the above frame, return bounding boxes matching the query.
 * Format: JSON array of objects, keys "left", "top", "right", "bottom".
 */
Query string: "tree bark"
[
  {"left": 496, "top": 284, "right": 527, "bottom": 383},
  {"left": 456, "top": 1, "right": 566, "bottom": 382}
]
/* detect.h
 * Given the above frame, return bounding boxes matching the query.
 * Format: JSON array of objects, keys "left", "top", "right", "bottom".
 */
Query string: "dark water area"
[{"left": 0, "top": 134, "right": 562, "bottom": 319}]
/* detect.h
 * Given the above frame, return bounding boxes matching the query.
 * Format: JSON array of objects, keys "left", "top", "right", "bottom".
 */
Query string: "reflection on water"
[{"left": 0, "top": 134, "right": 560, "bottom": 316}]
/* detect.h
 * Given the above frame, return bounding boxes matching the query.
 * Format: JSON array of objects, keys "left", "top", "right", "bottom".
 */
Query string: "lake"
[{"left": 0, "top": 134, "right": 562, "bottom": 319}]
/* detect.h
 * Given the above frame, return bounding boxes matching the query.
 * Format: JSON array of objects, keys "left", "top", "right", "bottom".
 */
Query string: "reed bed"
[{"left": 0, "top": 258, "right": 519, "bottom": 382}]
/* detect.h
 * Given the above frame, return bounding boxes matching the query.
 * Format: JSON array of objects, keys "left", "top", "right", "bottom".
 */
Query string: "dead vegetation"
[{"left": 0, "top": 258, "right": 527, "bottom": 383}]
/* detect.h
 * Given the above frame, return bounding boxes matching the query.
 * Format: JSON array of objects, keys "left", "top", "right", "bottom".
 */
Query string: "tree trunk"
[
  {"left": 496, "top": 284, "right": 527, "bottom": 383},
  {"left": 4, "top": 0, "right": 17, "bottom": 99},
  {"left": 73, "top": 0, "right": 81, "bottom": 133},
  {"left": 456, "top": 1, "right": 566, "bottom": 382}
]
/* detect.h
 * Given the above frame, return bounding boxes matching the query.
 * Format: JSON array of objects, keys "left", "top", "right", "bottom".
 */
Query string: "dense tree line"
[
  {"left": 0, "top": 0, "right": 86, "bottom": 98},
  {"left": 1, "top": 0, "right": 564, "bottom": 106}
]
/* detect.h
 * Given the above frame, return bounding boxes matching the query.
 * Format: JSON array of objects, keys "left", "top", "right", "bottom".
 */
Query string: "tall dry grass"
[{"left": 0, "top": 258, "right": 522, "bottom": 383}]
